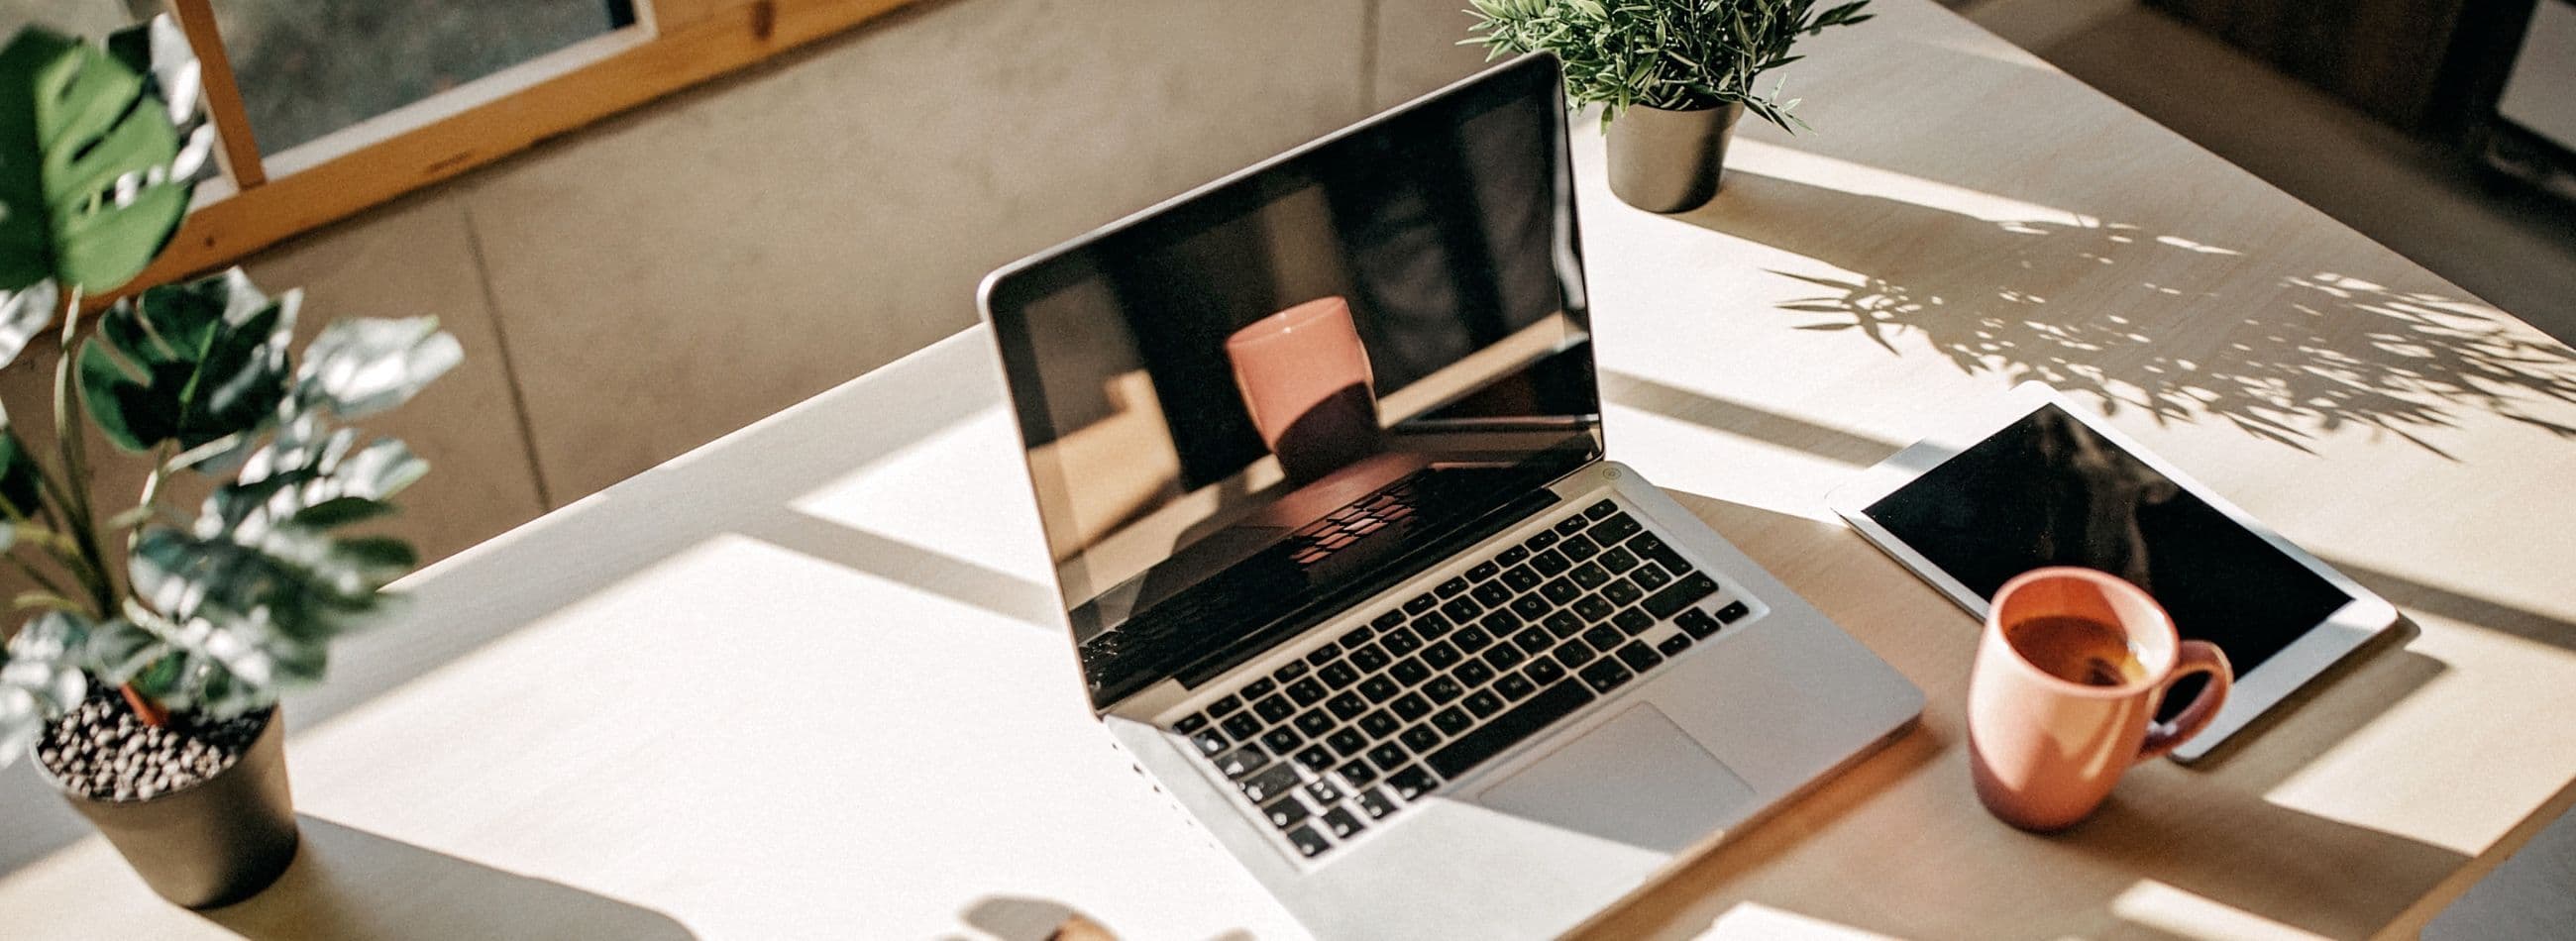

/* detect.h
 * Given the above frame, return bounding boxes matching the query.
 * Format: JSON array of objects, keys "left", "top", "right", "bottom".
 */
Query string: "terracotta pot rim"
[
  {"left": 1619, "top": 100, "right": 1747, "bottom": 116},
  {"left": 32, "top": 702, "right": 280, "bottom": 806}
]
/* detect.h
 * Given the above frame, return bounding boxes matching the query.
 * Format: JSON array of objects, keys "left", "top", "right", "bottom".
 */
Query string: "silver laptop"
[{"left": 976, "top": 55, "right": 1922, "bottom": 941}]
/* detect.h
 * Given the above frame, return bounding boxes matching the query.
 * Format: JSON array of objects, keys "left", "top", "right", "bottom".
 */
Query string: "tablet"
[{"left": 1825, "top": 383, "right": 2398, "bottom": 762}]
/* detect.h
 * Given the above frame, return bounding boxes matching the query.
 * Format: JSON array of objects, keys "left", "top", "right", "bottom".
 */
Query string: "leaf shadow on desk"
[
  {"left": 201, "top": 816, "right": 697, "bottom": 940},
  {"left": 1693, "top": 171, "right": 2576, "bottom": 458},
  {"left": 1592, "top": 489, "right": 2460, "bottom": 941}
]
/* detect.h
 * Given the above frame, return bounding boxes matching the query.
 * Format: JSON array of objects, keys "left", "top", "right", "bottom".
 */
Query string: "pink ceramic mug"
[
  {"left": 1967, "top": 567, "right": 2231, "bottom": 831},
  {"left": 1226, "top": 296, "right": 1383, "bottom": 483}
]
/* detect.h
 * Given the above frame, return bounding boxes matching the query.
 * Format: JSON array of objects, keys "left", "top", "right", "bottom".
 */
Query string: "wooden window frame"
[{"left": 125, "top": 0, "right": 921, "bottom": 298}]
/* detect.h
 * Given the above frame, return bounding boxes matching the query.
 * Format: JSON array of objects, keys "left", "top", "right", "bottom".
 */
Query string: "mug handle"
[{"left": 2137, "top": 640, "right": 2233, "bottom": 762}]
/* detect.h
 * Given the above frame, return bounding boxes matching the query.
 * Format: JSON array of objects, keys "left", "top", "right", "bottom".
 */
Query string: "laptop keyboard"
[{"left": 1168, "top": 497, "right": 1762, "bottom": 863}]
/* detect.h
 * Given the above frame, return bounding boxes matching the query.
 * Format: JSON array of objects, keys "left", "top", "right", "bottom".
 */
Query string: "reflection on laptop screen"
[{"left": 984, "top": 59, "right": 1600, "bottom": 706}]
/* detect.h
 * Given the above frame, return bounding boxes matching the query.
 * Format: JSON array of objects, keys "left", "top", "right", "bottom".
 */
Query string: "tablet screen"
[{"left": 1862, "top": 404, "right": 2350, "bottom": 688}]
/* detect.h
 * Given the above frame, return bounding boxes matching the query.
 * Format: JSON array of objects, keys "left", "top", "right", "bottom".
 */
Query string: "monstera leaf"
[
  {"left": 0, "top": 16, "right": 210, "bottom": 297},
  {"left": 297, "top": 317, "right": 463, "bottom": 419},
  {"left": 77, "top": 268, "right": 297, "bottom": 454}
]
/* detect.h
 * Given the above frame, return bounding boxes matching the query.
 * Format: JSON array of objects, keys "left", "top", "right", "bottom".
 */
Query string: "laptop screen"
[{"left": 982, "top": 57, "right": 1601, "bottom": 708}]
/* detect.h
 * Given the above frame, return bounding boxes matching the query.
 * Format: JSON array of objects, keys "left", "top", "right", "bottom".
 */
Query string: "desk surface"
[{"left": 9, "top": 2, "right": 2576, "bottom": 938}]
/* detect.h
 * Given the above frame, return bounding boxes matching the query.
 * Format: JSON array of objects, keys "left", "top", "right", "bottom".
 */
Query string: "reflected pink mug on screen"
[
  {"left": 1226, "top": 296, "right": 1382, "bottom": 483},
  {"left": 1967, "top": 567, "right": 2231, "bottom": 831}
]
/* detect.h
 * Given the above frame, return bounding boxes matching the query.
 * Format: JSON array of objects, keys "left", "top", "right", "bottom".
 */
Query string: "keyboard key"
[
  {"left": 1273, "top": 660, "right": 1311, "bottom": 683},
  {"left": 1296, "top": 744, "right": 1339, "bottom": 773},
  {"left": 1581, "top": 624, "right": 1625, "bottom": 652},
  {"left": 1254, "top": 694, "right": 1298, "bottom": 723},
  {"left": 1455, "top": 660, "right": 1496, "bottom": 687},
  {"left": 1294, "top": 708, "right": 1335, "bottom": 737},
  {"left": 1400, "top": 724, "right": 1444, "bottom": 753},
  {"left": 1388, "top": 766, "right": 1440, "bottom": 800},
  {"left": 1424, "top": 677, "right": 1464, "bottom": 704},
  {"left": 1560, "top": 534, "right": 1599, "bottom": 562},
  {"left": 1632, "top": 563, "right": 1673, "bottom": 591},
  {"left": 1426, "top": 681, "right": 1596, "bottom": 778},
  {"left": 1657, "top": 633, "right": 1694, "bottom": 657},
  {"left": 1480, "top": 608, "right": 1523, "bottom": 634},
  {"left": 1338, "top": 760, "right": 1379, "bottom": 787},
  {"left": 1430, "top": 706, "right": 1473, "bottom": 735},
  {"left": 1367, "top": 742, "right": 1411, "bottom": 773},
  {"left": 1321, "top": 806, "right": 1366, "bottom": 839},
  {"left": 1287, "top": 824, "right": 1332, "bottom": 858},
  {"left": 1541, "top": 578, "right": 1581, "bottom": 605},
  {"left": 1592, "top": 511, "right": 1643, "bottom": 544},
  {"left": 1327, "top": 728, "right": 1370, "bottom": 758},
  {"left": 1573, "top": 595, "right": 1615, "bottom": 623},
  {"left": 1381, "top": 627, "right": 1421, "bottom": 656},
  {"left": 1441, "top": 596, "right": 1482, "bottom": 622},
  {"left": 1412, "top": 612, "right": 1453, "bottom": 640},
  {"left": 1644, "top": 573, "right": 1720, "bottom": 620},
  {"left": 1718, "top": 600, "right": 1752, "bottom": 624},
  {"left": 1526, "top": 657, "right": 1566, "bottom": 686},
  {"left": 1502, "top": 565, "right": 1543, "bottom": 592},
  {"left": 1615, "top": 641, "right": 1664, "bottom": 673},
  {"left": 1190, "top": 729, "right": 1229, "bottom": 756},
  {"left": 1391, "top": 692, "right": 1433, "bottom": 721},
  {"left": 1495, "top": 671, "right": 1537, "bottom": 700},
  {"left": 1598, "top": 546, "right": 1640, "bottom": 575},
  {"left": 1603, "top": 577, "right": 1645, "bottom": 607},
  {"left": 1509, "top": 593, "right": 1552, "bottom": 620},
  {"left": 1452, "top": 626, "right": 1493, "bottom": 655},
  {"left": 1470, "top": 581, "right": 1512, "bottom": 607},
  {"left": 1555, "top": 640, "right": 1597, "bottom": 669},
  {"left": 1340, "top": 625, "right": 1374, "bottom": 646},
  {"left": 1463, "top": 689, "right": 1504, "bottom": 718},
  {"left": 1390, "top": 657, "right": 1432, "bottom": 686},
  {"left": 1242, "top": 678, "right": 1277, "bottom": 699},
  {"left": 1467, "top": 561, "right": 1500, "bottom": 582},
  {"left": 1306, "top": 779, "right": 1345, "bottom": 805},
  {"left": 1306, "top": 643, "right": 1342, "bottom": 667},
  {"left": 1208, "top": 694, "right": 1243, "bottom": 717},
  {"left": 1327, "top": 691, "right": 1368, "bottom": 720},
  {"left": 1524, "top": 530, "right": 1560, "bottom": 552},
  {"left": 1543, "top": 610, "right": 1584, "bottom": 638},
  {"left": 1222, "top": 712, "right": 1262, "bottom": 740},
  {"left": 1554, "top": 516, "right": 1589, "bottom": 536},
  {"left": 1532, "top": 549, "right": 1570, "bottom": 575},
  {"left": 1320, "top": 662, "right": 1362, "bottom": 690},
  {"left": 1359, "top": 709, "right": 1401, "bottom": 739},
  {"left": 1262, "top": 727, "right": 1302, "bottom": 754},
  {"left": 1242, "top": 763, "right": 1299, "bottom": 801},
  {"left": 1585, "top": 499, "right": 1617, "bottom": 520},
  {"left": 1614, "top": 606, "right": 1655, "bottom": 635},
  {"left": 1677, "top": 607, "right": 1723, "bottom": 639},
  {"left": 1350, "top": 643, "right": 1391, "bottom": 673},
  {"left": 1579, "top": 658, "right": 1635, "bottom": 694},
  {"left": 1175, "top": 713, "right": 1209, "bottom": 734},
  {"left": 1437, "top": 576, "right": 1472, "bottom": 598},
  {"left": 1498, "top": 545, "right": 1529, "bottom": 566},
  {"left": 1569, "top": 562, "right": 1610, "bottom": 590},
  {"left": 1423, "top": 641, "right": 1463, "bottom": 671},
  {"left": 1629, "top": 532, "right": 1693, "bottom": 576},
  {"left": 1260, "top": 791, "right": 1312, "bottom": 827},
  {"left": 1287, "top": 679, "right": 1328, "bottom": 706},
  {"left": 1483, "top": 643, "right": 1526, "bottom": 672},
  {"left": 1356, "top": 787, "right": 1399, "bottom": 819},
  {"left": 1404, "top": 593, "right": 1439, "bottom": 615},
  {"left": 1513, "top": 626, "right": 1554, "bottom": 654},
  {"left": 1359, "top": 676, "right": 1400, "bottom": 704},
  {"left": 1371, "top": 610, "right": 1406, "bottom": 630}
]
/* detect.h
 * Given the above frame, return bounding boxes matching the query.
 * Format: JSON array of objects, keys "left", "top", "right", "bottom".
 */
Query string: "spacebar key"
[{"left": 1426, "top": 681, "right": 1596, "bottom": 779}]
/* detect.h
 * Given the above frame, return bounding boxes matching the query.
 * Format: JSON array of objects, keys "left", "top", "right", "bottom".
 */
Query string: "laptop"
[{"left": 976, "top": 54, "right": 1923, "bottom": 940}]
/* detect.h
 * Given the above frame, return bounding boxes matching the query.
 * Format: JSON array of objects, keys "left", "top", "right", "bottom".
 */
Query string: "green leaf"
[
  {"left": 0, "top": 17, "right": 208, "bottom": 294},
  {"left": 295, "top": 317, "right": 463, "bottom": 419},
  {"left": 78, "top": 268, "right": 296, "bottom": 453},
  {"left": 291, "top": 495, "right": 395, "bottom": 529},
  {"left": 0, "top": 279, "right": 56, "bottom": 368},
  {"left": 0, "top": 425, "right": 44, "bottom": 522}
]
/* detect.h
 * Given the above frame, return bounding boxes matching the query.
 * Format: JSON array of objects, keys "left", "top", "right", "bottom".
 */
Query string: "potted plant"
[
  {"left": 0, "top": 17, "right": 459, "bottom": 908},
  {"left": 1468, "top": 0, "right": 1876, "bottom": 213}
]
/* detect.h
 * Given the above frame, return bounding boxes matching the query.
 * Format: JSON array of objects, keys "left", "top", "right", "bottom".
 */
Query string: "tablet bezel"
[{"left": 1824, "top": 382, "right": 2399, "bottom": 762}]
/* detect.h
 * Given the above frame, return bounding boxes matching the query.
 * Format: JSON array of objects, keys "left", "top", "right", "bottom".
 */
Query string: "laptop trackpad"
[{"left": 1474, "top": 704, "right": 1757, "bottom": 854}]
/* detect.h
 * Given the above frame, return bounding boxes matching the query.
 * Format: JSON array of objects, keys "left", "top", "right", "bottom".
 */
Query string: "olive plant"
[
  {"left": 1467, "top": 0, "right": 1875, "bottom": 130},
  {"left": 0, "top": 17, "right": 458, "bottom": 764}
]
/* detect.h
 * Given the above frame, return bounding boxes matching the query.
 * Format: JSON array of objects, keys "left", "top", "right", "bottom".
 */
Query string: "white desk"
[{"left": 8, "top": 2, "right": 2576, "bottom": 938}]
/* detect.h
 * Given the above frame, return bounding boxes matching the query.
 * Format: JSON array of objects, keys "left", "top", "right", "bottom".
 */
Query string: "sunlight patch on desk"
[
  {"left": 1730, "top": 139, "right": 2091, "bottom": 227},
  {"left": 1695, "top": 901, "right": 1903, "bottom": 940},
  {"left": 1603, "top": 404, "right": 1856, "bottom": 524},
  {"left": 2110, "top": 879, "right": 2333, "bottom": 940},
  {"left": 2263, "top": 613, "right": 2576, "bottom": 856},
  {"left": 790, "top": 402, "right": 1056, "bottom": 589}
]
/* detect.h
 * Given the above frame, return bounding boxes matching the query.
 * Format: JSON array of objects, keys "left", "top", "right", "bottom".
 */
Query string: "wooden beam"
[
  {"left": 166, "top": 0, "right": 267, "bottom": 188},
  {"left": 116, "top": 0, "right": 916, "bottom": 296},
  {"left": 645, "top": 0, "right": 747, "bottom": 33}
]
